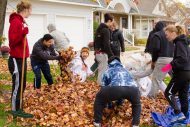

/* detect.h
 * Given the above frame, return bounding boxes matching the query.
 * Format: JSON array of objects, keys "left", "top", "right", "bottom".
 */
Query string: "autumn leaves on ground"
[{"left": 0, "top": 57, "right": 168, "bottom": 127}]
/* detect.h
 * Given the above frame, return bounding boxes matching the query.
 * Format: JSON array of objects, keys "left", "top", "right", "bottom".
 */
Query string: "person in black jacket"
[
  {"left": 149, "top": 21, "right": 174, "bottom": 98},
  {"left": 30, "top": 34, "right": 61, "bottom": 90},
  {"left": 94, "top": 13, "right": 114, "bottom": 85},
  {"left": 162, "top": 25, "right": 190, "bottom": 123},
  {"left": 144, "top": 20, "right": 157, "bottom": 54},
  {"left": 110, "top": 22, "right": 125, "bottom": 58}
]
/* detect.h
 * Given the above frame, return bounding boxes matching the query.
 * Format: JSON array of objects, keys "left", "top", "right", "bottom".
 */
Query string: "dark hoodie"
[
  {"left": 30, "top": 39, "right": 59, "bottom": 63},
  {"left": 8, "top": 13, "right": 29, "bottom": 58},
  {"left": 144, "top": 29, "right": 156, "bottom": 54},
  {"left": 151, "top": 21, "right": 174, "bottom": 62},
  {"left": 171, "top": 34, "right": 190, "bottom": 72},
  {"left": 111, "top": 29, "right": 125, "bottom": 52},
  {"left": 94, "top": 23, "right": 114, "bottom": 58}
]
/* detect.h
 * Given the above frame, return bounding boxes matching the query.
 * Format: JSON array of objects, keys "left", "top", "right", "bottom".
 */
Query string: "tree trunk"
[{"left": 0, "top": 0, "right": 7, "bottom": 36}]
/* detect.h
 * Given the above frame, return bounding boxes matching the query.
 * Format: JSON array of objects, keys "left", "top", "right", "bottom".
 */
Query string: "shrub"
[
  {"left": 0, "top": 36, "right": 6, "bottom": 46},
  {"left": 134, "top": 38, "right": 147, "bottom": 46},
  {"left": 93, "top": 21, "right": 99, "bottom": 36}
]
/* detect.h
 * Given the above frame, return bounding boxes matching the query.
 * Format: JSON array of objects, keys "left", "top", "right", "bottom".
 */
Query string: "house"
[
  {"left": 94, "top": 0, "right": 174, "bottom": 42},
  {"left": 4, "top": 0, "right": 100, "bottom": 51},
  {"left": 165, "top": 3, "right": 190, "bottom": 34}
]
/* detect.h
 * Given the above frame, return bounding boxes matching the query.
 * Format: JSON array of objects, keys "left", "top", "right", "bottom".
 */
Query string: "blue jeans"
[{"left": 31, "top": 59, "right": 53, "bottom": 89}]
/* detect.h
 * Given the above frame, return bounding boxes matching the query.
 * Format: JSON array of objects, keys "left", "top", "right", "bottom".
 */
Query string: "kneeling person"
[
  {"left": 30, "top": 34, "right": 61, "bottom": 90},
  {"left": 93, "top": 56, "right": 141, "bottom": 127}
]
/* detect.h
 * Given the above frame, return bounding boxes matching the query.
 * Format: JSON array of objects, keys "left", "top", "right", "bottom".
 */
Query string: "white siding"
[
  {"left": 152, "top": 0, "right": 166, "bottom": 16},
  {"left": 4, "top": 0, "right": 93, "bottom": 52}
]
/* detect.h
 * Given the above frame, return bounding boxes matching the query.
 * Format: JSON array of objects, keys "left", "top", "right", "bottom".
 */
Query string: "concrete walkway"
[{"left": 86, "top": 46, "right": 145, "bottom": 67}]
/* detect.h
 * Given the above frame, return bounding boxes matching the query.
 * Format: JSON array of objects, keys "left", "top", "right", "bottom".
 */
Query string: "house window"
[
  {"left": 159, "top": 3, "right": 162, "bottom": 11},
  {"left": 121, "top": 17, "right": 128, "bottom": 29},
  {"left": 188, "top": 25, "right": 190, "bottom": 33}
]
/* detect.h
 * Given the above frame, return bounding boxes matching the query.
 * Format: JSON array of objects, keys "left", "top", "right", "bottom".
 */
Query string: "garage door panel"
[
  {"left": 56, "top": 16, "right": 85, "bottom": 50},
  {"left": 26, "top": 15, "right": 46, "bottom": 52}
]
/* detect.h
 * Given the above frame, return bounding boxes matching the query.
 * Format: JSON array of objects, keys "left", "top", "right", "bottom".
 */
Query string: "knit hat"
[
  {"left": 47, "top": 24, "right": 56, "bottom": 32},
  {"left": 81, "top": 47, "right": 90, "bottom": 55}
]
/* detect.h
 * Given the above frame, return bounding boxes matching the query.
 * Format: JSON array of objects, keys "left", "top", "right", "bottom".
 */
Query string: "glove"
[
  {"left": 23, "top": 27, "right": 29, "bottom": 35},
  {"left": 161, "top": 63, "right": 172, "bottom": 72},
  {"left": 55, "top": 56, "right": 62, "bottom": 60}
]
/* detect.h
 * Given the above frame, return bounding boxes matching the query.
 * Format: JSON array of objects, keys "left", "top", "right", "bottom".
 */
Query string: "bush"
[
  {"left": 93, "top": 21, "right": 99, "bottom": 36},
  {"left": 134, "top": 38, "right": 147, "bottom": 46}
]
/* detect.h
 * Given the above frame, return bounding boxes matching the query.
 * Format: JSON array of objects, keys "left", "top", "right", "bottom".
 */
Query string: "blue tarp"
[{"left": 152, "top": 87, "right": 190, "bottom": 127}]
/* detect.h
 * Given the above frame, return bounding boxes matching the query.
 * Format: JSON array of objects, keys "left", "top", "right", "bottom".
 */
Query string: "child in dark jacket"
[
  {"left": 93, "top": 56, "right": 141, "bottom": 127},
  {"left": 110, "top": 22, "right": 125, "bottom": 58},
  {"left": 163, "top": 25, "right": 190, "bottom": 123},
  {"left": 30, "top": 34, "right": 61, "bottom": 90}
]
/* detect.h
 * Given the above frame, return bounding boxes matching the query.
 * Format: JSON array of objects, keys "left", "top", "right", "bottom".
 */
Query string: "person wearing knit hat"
[
  {"left": 47, "top": 23, "right": 70, "bottom": 51},
  {"left": 69, "top": 47, "right": 93, "bottom": 82},
  {"left": 81, "top": 47, "right": 90, "bottom": 56}
]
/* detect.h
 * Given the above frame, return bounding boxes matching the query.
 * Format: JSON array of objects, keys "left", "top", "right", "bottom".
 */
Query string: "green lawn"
[{"left": 126, "top": 46, "right": 140, "bottom": 51}]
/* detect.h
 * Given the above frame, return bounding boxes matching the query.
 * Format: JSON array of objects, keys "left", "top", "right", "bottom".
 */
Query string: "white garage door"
[
  {"left": 4, "top": 13, "right": 46, "bottom": 53},
  {"left": 25, "top": 14, "right": 46, "bottom": 53},
  {"left": 56, "top": 16, "right": 85, "bottom": 51}
]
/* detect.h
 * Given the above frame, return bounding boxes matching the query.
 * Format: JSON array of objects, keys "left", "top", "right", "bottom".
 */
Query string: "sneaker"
[
  {"left": 93, "top": 122, "right": 101, "bottom": 127},
  {"left": 171, "top": 112, "right": 186, "bottom": 123},
  {"left": 11, "top": 110, "right": 34, "bottom": 118},
  {"left": 132, "top": 126, "right": 139, "bottom": 127}
]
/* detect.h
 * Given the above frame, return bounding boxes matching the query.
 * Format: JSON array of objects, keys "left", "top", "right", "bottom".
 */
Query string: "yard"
[{"left": 0, "top": 58, "right": 172, "bottom": 127}]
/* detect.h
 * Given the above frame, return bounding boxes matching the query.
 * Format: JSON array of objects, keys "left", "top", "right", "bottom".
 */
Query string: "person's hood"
[
  {"left": 113, "top": 29, "right": 119, "bottom": 32},
  {"left": 47, "top": 24, "right": 56, "bottom": 32},
  {"left": 9, "top": 12, "right": 23, "bottom": 23},
  {"left": 174, "top": 34, "right": 189, "bottom": 45},
  {"left": 155, "top": 21, "right": 166, "bottom": 32},
  {"left": 98, "top": 23, "right": 109, "bottom": 30},
  {"left": 108, "top": 59, "right": 123, "bottom": 68}
]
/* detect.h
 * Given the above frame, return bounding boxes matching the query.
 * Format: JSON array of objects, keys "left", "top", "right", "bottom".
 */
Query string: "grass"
[
  {"left": 0, "top": 84, "right": 12, "bottom": 91},
  {"left": 164, "top": 76, "right": 171, "bottom": 85},
  {"left": 126, "top": 46, "right": 140, "bottom": 51},
  {"left": 0, "top": 103, "right": 20, "bottom": 127}
]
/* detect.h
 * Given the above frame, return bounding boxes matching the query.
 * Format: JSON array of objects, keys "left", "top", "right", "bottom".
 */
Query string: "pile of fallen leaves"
[
  {"left": 0, "top": 58, "right": 8, "bottom": 72},
  {"left": 59, "top": 47, "right": 76, "bottom": 83},
  {"left": 6, "top": 81, "right": 169, "bottom": 127},
  {"left": 0, "top": 58, "right": 32, "bottom": 72}
]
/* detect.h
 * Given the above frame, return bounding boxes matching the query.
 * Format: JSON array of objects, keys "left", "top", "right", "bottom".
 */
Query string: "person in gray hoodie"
[
  {"left": 149, "top": 21, "right": 174, "bottom": 98},
  {"left": 47, "top": 24, "right": 70, "bottom": 51}
]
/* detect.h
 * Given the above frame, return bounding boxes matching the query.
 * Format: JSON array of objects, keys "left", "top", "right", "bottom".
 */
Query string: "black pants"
[
  {"left": 165, "top": 71, "right": 190, "bottom": 115},
  {"left": 8, "top": 57, "right": 27, "bottom": 111},
  {"left": 112, "top": 49, "right": 120, "bottom": 58},
  {"left": 31, "top": 59, "right": 53, "bottom": 89},
  {"left": 94, "top": 86, "right": 141, "bottom": 125}
]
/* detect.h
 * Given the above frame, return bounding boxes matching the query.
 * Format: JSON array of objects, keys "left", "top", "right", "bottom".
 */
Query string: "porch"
[{"left": 94, "top": 11, "right": 155, "bottom": 45}]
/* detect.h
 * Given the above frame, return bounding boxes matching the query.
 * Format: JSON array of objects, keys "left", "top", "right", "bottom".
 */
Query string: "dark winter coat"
[
  {"left": 94, "top": 23, "right": 114, "bottom": 58},
  {"left": 110, "top": 29, "right": 125, "bottom": 57},
  {"left": 152, "top": 21, "right": 174, "bottom": 62},
  {"left": 30, "top": 39, "right": 59, "bottom": 63},
  {"left": 171, "top": 34, "right": 190, "bottom": 72}
]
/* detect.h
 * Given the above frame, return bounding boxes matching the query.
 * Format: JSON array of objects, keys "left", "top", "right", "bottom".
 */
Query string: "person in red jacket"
[{"left": 8, "top": 0, "right": 32, "bottom": 117}]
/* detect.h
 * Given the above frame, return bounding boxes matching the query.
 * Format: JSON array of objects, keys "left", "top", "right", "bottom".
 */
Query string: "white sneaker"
[
  {"left": 93, "top": 122, "right": 101, "bottom": 127},
  {"left": 132, "top": 125, "right": 139, "bottom": 127}
]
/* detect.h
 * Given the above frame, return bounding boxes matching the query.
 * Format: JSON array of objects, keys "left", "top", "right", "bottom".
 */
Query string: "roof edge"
[{"left": 39, "top": 0, "right": 101, "bottom": 8}]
